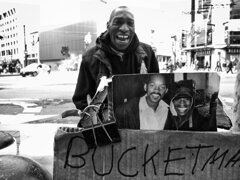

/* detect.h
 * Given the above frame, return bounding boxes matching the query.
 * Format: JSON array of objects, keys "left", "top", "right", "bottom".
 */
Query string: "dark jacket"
[
  {"left": 164, "top": 108, "right": 216, "bottom": 131},
  {"left": 115, "top": 97, "right": 141, "bottom": 129},
  {"left": 72, "top": 31, "right": 159, "bottom": 110}
]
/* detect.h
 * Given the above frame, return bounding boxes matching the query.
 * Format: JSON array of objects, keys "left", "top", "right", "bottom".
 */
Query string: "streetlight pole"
[
  {"left": 23, "top": 25, "right": 28, "bottom": 67},
  {"left": 0, "top": 35, "right": 3, "bottom": 63},
  {"left": 171, "top": 35, "right": 177, "bottom": 65}
]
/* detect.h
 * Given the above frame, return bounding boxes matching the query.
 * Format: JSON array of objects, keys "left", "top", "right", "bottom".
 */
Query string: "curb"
[{"left": 0, "top": 73, "right": 20, "bottom": 77}]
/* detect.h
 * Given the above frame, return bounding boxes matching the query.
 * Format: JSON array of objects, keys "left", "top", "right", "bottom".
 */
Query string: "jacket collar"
[{"left": 93, "top": 43, "right": 148, "bottom": 75}]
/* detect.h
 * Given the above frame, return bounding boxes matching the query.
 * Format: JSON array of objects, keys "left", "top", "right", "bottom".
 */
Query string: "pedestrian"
[
  {"left": 194, "top": 59, "right": 199, "bottom": 71},
  {"left": 226, "top": 60, "right": 233, "bottom": 74},
  {"left": 205, "top": 61, "right": 210, "bottom": 71},
  {"left": 215, "top": 61, "right": 222, "bottom": 72},
  {"left": 62, "top": 6, "right": 159, "bottom": 119},
  {"left": 115, "top": 74, "right": 169, "bottom": 130},
  {"left": 166, "top": 59, "right": 174, "bottom": 73}
]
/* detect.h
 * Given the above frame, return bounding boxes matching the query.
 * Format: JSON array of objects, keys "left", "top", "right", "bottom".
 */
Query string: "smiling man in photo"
[{"left": 115, "top": 74, "right": 169, "bottom": 130}]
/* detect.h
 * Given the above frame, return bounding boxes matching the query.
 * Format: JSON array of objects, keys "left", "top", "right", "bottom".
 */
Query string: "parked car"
[{"left": 20, "top": 63, "right": 51, "bottom": 77}]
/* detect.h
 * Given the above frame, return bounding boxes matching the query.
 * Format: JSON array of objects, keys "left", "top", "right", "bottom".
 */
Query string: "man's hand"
[{"left": 61, "top": 109, "right": 81, "bottom": 118}]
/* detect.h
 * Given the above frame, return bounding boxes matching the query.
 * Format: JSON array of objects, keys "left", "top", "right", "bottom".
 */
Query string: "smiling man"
[
  {"left": 164, "top": 85, "right": 217, "bottom": 131},
  {"left": 108, "top": 6, "right": 135, "bottom": 51},
  {"left": 115, "top": 74, "right": 169, "bottom": 130},
  {"left": 72, "top": 6, "right": 159, "bottom": 113}
]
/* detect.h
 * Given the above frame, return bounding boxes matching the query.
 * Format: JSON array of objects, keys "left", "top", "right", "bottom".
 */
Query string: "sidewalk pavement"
[
  {"left": 0, "top": 123, "right": 78, "bottom": 175},
  {"left": 0, "top": 98, "right": 78, "bottom": 176}
]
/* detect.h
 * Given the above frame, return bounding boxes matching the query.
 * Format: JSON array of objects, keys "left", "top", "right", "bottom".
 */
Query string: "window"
[
  {"left": 3, "top": 12, "right": 7, "bottom": 18},
  {"left": 230, "top": 0, "right": 240, "bottom": 19},
  {"left": 230, "top": 31, "right": 240, "bottom": 44}
]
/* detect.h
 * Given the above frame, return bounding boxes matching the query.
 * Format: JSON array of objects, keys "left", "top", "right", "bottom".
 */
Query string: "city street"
[
  {"left": 0, "top": 71, "right": 78, "bottom": 99},
  {"left": 0, "top": 70, "right": 237, "bottom": 176},
  {"left": 0, "top": 70, "right": 236, "bottom": 118}
]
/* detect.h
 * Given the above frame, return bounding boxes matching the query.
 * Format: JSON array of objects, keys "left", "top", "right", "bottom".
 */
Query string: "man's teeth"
[
  {"left": 152, "top": 94, "right": 160, "bottom": 98},
  {"left": 178, "top": 108, "right": 187, "bottom": 112},
  {"left": 117, "top": 35, "right": 129, "bottom": 40}
]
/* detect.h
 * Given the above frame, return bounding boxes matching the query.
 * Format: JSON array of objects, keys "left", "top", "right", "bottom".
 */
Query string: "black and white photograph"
[
  {"left": 0, "top": 0, "right": 239, "bottom": 179},
  {"left": 112, "top": 73, "right": 223, "bottom": 131}
]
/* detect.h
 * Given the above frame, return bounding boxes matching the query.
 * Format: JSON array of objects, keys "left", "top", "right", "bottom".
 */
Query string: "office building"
[{"left": 0, "top": 3, "right": 40, "bottom": 67}]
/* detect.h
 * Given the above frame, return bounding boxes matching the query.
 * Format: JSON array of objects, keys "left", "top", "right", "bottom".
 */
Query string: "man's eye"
[
  {"left": 159, "top": 85, "right": 166, "bottom": 89},
  {"left": 127, "top": 21, "right": 134, "bottom": 26},
  {"left": 149, "top": 84, "right": 155, "bottom": 88},
  {"left": 113, "top": 19, "right": 124, "bottom": 25}
]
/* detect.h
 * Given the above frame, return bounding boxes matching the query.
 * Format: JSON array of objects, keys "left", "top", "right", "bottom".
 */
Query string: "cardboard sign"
[
  {"left": 54, "top": 128, "right": 240, "bottom": 180},
  {"left": 53, "top": 72, "right": 233, "bottom": 179}
]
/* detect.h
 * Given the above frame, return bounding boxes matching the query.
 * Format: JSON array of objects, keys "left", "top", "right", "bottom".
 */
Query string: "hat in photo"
[{"left": 174, "top": 86, "right": 193, "bottom": 99}]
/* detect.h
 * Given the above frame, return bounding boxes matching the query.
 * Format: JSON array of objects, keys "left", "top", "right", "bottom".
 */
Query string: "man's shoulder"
[
  {"left": 81, "top": 46, "right": 100, "bottom": 66},
  {"left": 160, "top": 100, "right": 169, "bottom": 108},
  {"left": 82, "top": 46, "right": 98, "bottom": 59},
  {"left": 138, "top": 42, "right": 155, "bottom": 58}
]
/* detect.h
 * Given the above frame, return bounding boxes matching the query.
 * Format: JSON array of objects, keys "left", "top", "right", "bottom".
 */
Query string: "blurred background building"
[
  {"left": 180, "top": 0, "right": 240, "bottom": 70},
  {"left": 1, "top": 0, "right": 239, "bottom": 72},
  {"left": 39, "top": 21, "right": 97, "bottom": 70}
]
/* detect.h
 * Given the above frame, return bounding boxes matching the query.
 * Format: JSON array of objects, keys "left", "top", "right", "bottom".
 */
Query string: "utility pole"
[{"left": 23, "top": 25, "right": 28, "bottom": 67}]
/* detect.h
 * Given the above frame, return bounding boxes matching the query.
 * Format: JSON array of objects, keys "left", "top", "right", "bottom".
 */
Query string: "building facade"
[
  {"left": 0, "top": 3, "right": 40, "bottom": 69},
  {"left": 0, "top": 7, "right": 24, "bottom": 67},
  {"left": 39, "top": 21, "right": 97, "bottom": 70},
  {"left": 182, "top": 0, "right": 240, "bottom": 70}
]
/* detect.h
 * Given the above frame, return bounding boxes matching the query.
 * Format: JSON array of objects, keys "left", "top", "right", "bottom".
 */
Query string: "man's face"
[
  {"left": 173, "top": 97, "right": 192, "bottom": 116},
  {"left": 145, "top": 75, "right": 168, "bottom": 105},
  {"left": 107, "top": 8, "right": 135, "bottom": 51}
]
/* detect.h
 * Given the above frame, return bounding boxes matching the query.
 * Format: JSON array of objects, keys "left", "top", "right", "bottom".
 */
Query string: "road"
[
  {"left": 0, "top": 71, "right": 78, "bottom": 99},
  {"left": 0, "top": 71, "right": 236, "bottom": 104}
]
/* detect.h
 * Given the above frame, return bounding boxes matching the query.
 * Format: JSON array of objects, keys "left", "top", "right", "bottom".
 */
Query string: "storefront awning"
[
  {"left": 182, "top": 46, "right": 214, "bottom": 51},
  {"left": 182, "top": 45, "right": 227, "bottom": 51},
  {"left": 225, "top": 45, "right": 240, "bottom": 48}
]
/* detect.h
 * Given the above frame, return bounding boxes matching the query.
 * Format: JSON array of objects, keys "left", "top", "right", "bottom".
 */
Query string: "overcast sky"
[{"left": 0, "top": 0, "right": 191, "bottom": 46}]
